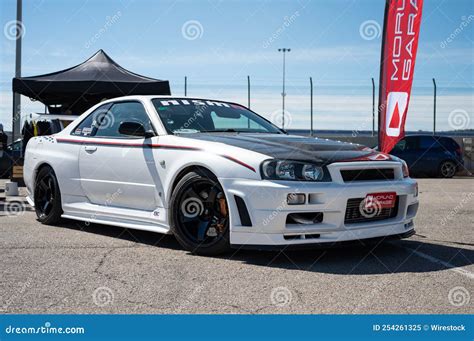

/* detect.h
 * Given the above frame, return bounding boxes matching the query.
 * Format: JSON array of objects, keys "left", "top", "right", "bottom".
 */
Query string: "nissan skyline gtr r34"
[{"left": 24, "top": 96, "right": 419, "bottom": 255}]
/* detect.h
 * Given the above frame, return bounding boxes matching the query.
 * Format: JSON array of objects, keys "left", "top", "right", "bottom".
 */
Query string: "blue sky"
[{"left": 1, "top": 0, "right": 473, "bottom": 131}]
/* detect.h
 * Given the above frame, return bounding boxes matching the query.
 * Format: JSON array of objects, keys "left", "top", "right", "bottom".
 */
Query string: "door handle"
[{"left": 84, "top": 146, "right": 97, "bottom": 153}]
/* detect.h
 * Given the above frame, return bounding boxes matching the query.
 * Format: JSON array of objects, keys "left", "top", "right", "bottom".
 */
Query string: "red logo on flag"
[{"left": 389, "top": 103, "right": 400, "bottom": 129}]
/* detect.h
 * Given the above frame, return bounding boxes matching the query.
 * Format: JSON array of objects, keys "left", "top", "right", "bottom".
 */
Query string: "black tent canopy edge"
[{"left": 12, "top": 49, "right": 171, "bottom": 114}]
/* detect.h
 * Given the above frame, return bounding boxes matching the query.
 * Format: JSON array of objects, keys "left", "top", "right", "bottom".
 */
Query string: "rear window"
[{"left": 438, "top": 137, "right": 460, "bottom": 150}]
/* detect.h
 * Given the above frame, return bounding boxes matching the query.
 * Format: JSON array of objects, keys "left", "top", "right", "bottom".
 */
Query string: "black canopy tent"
[{"left": 12, "top": 50, "right": 171, "bottom": 114}]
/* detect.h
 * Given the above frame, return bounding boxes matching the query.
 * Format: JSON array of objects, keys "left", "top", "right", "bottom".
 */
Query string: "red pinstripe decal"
[
  {"left": 221, "top": 155, "right": 256, "bottom": 172},
  {"left": 56, "top": 138, "right": 255, "bottom": 172},
  {"left": 56, "top": 138, "right": 200, "bottom": 150}
]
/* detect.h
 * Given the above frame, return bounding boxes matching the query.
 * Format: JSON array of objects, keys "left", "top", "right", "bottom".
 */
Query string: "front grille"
[
  {"left": 344, "top": 197, "right": 398, "bottom": 224},
  {"left": 341, "top": 168, "right": 395, "bottom": 182}
]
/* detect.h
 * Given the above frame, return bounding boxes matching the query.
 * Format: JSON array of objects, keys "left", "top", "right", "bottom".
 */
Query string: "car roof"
[
  {"left": 99, "top": 95, "right": 246, "bottom": 108},
  {"left": 99, "top": 95, "right": 234, "bottom": 103},
  {"left": 405, "top": 134, "right": 455, "bottom": 140}
]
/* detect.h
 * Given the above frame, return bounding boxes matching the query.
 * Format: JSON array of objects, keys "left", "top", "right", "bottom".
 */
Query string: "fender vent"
[{"left": 234, "top": 195, "right": 252, "bottom": 227}]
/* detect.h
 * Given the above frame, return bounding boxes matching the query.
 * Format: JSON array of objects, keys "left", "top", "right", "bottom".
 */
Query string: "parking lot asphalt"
[{"left": 0, "top": 178, "right": 472, "bottom": 314}]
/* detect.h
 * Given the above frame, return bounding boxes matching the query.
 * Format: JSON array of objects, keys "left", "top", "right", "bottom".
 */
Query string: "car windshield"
[{"left": 152, "top": 98, "right": 282, "bottom": 134}]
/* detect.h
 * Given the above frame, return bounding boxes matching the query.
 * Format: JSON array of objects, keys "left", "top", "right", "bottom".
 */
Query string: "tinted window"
[
  {"left": 94, "top": 102, "right": 153, "bottom": 138},
  {"left": 405, "top": 137, "right": 418, "bottom": 150},
  {"left": 73, "top": 102, "right": 153, "bottom": 138},
  {"left": 439, "top": 137, "right": 459, "bottom": 150},
  {"left": 393, "top": 137, "right": 418, "bottom": 151},
  {"left": 152, "top": 98, "right": 282, "bottom": 134},
  {"left": 72, "top": 104, "right": 111, "bottom": 137}
]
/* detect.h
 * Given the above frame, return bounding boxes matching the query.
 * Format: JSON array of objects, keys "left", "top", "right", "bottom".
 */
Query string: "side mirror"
[{"left": 118, "top": 121, "right": 154, "bottom": 138}]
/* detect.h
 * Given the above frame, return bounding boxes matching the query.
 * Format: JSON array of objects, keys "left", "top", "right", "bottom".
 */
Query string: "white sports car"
[{"left": 24, "top": 96, "right": 419, "bottom": 255}]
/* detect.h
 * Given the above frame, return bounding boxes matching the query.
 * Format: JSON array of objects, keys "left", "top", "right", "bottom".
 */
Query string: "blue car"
[{"left": 389, "top": 135, "right": 464, "bottom": 178}]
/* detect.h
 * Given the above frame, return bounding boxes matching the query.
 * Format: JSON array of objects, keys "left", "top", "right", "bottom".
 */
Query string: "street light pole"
[
  {"left": 247, "top": 75, "right": 251, "bottom": 109},
  {"left": 247, "top": 75, "right": 251, "bottom": 129},
  {"left": 184, "top": 76, "right": 187, "bottom": 96},
  {"left": 278, "top": 48, "right": 290, "bottom": 130},
  {"left": 432, "top": 78, "right": 437, "bottom": 135}
]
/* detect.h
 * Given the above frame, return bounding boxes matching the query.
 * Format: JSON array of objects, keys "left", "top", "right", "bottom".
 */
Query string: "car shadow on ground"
[
  {"left": 55, "top": 219, "right": 474, "bottom": 276},
  {"left": 229, "top": 240, "right": 474, "bottom": 275},
  {"left": 56, "top": 219, "right": 185, "bottom": 251}
]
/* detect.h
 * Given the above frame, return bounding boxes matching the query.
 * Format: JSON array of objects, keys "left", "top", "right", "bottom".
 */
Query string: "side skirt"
[
  {"left": 61, "top": 202, "right": 172, "bottom": 235},
  {"left": 61, "top": 214, "right": 172, "bottom": 234}
]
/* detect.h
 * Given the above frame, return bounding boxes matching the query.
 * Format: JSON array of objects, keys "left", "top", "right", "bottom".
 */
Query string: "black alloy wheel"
[
  {"left": 170, "top": 171, "right": 230, "bottom": 255},
  {"left": 34, "top": 166, "right": 63, "bottom": 224}
]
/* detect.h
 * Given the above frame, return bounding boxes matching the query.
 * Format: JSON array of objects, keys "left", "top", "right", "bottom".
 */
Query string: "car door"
[
  {"left": 390, "top": 136, "right": 421, "bottom": 172},
  {"left": 78, "top": 101, "right": 163, "bottom": 212},
  {"left": 416, "top": 136, "right": 441, "bottom": 173}
]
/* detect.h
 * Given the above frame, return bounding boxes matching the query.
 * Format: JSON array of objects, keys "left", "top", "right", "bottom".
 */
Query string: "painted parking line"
[{"left": 397, "top": 244, "right": 474, "bottom": 280}]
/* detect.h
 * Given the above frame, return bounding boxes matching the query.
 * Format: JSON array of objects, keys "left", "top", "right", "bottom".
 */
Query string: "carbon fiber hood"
[{"left": 182, "top": 133, "right": 381, "bottom": 164}]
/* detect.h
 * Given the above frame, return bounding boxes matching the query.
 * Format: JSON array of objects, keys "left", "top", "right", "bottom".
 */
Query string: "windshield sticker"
[
  {"left": 82, "top": 127, "right": 92, "bottom": 136},
  {"left": 160, "top": 99, "right": 230, "bottom": 107}
]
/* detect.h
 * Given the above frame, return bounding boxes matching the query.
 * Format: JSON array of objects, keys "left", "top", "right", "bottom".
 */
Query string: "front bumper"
[{"left": 221, "top": 161, "right": 419, "bottom": 247}]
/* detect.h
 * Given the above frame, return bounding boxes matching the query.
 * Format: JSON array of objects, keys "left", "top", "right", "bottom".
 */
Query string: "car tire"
[
  {"left": 438, "top": 160, "right": 456, "bottom": 178},
  {"left": 34, "top": 166, "right": 63, "bottom": 225},
  {"left": 170, "top": 170, "right": 231, "bottom": 256}
]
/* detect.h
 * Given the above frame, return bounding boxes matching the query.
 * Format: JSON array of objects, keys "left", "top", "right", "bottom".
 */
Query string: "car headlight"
[
  {"left": 390, "top": 155, "right": 409, "bottom": 178},
  {"left": 402, "top": 160, "right": 410, "bottom": 178},
  {"left": 261, "top": 160, "right": 327, "bottom": 181}
]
